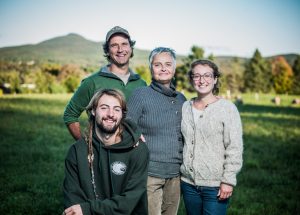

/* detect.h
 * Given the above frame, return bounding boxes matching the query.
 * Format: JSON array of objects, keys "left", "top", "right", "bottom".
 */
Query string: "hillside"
[
  {"left": 0, "top": 33, "right": 298, "bottom": 70},
  {"left": 0, "top": 33, "right": 152, "bottom": 67}
]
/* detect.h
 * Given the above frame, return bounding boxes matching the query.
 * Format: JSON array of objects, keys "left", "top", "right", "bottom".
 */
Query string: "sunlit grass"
[{"left": 0, "top": 93, "right": 299, "bottom": 214}]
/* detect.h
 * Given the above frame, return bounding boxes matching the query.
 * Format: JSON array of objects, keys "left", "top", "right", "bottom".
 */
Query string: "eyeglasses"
[{"left": 191, "top": 72, "right": 214, "bottom": 82}]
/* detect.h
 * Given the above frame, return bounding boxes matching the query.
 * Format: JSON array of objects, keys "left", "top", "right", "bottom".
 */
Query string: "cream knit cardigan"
[{"left": 180, "top": 98, "right": 243, "bottom": 187}]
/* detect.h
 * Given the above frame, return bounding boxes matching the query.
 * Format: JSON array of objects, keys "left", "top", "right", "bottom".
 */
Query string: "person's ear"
[{"left": 91, "top": 109, "right": 95, "bottom": 116}]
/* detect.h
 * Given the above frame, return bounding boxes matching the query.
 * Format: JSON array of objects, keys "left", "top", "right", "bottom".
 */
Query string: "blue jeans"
[{"left": 181, "top": 180, "right": 229, "bottom": 215}]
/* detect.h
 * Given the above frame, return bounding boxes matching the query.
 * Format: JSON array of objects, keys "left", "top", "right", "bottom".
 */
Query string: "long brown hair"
[
  {"left": 85, "top": 89, "right": 127, "bottom": 167},
  {"left": 84, "top": 89, "right": 127, "bottom": 199}
]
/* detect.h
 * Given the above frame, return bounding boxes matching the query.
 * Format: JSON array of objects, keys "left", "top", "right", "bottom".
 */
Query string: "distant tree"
[
  {"left": 34, "top": 69, "right": 56, "bottom": 93},
  {"left": 175, "top": 46, "right": 205, "bottom": 92},
  {"left": 219, "top": 58, "right": 245, "bottom": 94},
  {"left": 221, "top": 73, "right": 237, "bottom": 94},
  {"left": 58, "top": 64, "right": 83, "bottom": 81},
  {"left": 175, "top": 64, "right": 190, "bottom": 92},
  {"left": 291, "top": 55, "right": 300, "bottom": 94},
  {"left": 0, "top": 70, "right": 21, "bottom": 93},
  {"left": 243, "top": 49, "right": 272, "bottom": 93},
  {"left": 64, "top": 76, "right": 81, "bottom": 93},
  {"left": 188, "top": 46, "right": 205, "bottom": 61},
  {"left": 207, "top": 54, "right": 214, "bottom": 61},
  {"left": 272, "top": 56, "right": 293, "bottom": 94},
  {"left": 41, "top": 63, "right": 61, "bottom": 76},
  {"left": 135, "top": 65, "right": 151, "bottom": 85},
  {"left": 59, "top": 64, "right": 85, "bottom": 92}
]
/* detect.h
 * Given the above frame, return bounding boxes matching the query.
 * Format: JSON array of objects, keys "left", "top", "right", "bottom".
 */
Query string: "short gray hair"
[{"left": 148, "top": 47, "right": 176, "bottom": 71}]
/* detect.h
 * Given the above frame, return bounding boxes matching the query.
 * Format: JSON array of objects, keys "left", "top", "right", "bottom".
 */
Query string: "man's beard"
[
  {"left": 96, "top": 118, "right": 121, "bottom": 135},
  {"left": 109, "top": 55, "right": 130, "bottom": 68},
  {"left": 111, "top": 60, "right": 129, "bottom": 68}
]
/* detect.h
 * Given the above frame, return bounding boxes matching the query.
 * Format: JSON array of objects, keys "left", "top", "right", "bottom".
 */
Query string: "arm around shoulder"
[{"left": 67, "top": 122, "right": 82, "bottom": 140}]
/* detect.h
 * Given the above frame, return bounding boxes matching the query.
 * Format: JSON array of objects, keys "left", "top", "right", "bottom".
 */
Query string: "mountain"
[
  {"left": 0, "top": 33, "right": 298, "bottom": 69},
  {"left": 0, "top": 33, "right": 151, "bottom": 67}
]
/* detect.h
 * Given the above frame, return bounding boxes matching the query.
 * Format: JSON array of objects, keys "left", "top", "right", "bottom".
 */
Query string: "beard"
[
  {"left": 110, "top": 59, "right": 129, "bottom": 68},
  {"left": 95, "top": 118, "right": 121, "bottom": 135},
  {"left": 109, "top": 52, "right": 131, "bottom": 68}
]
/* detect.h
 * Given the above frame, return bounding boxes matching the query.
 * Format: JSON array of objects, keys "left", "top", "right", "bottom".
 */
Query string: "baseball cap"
[{"left": 105, "top": 26, "right": 130, "bottom": 43}]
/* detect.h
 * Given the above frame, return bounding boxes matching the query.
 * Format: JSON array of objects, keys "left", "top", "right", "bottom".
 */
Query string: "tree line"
[
  {"left": 0, "top": 46, "right": 299, "bottom": 95},
  {"left": 0, "top": 62, "right": 97, "bottom": 94},
  {"left": 175, "top": 46, "right": 300, "bottom": 95}
]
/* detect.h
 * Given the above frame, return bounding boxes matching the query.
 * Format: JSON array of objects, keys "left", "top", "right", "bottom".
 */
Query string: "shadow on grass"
[
  {"left": 228, "top": 104, "right": 300, "bottom": 215},
  {"left": 0, "top": 99, "right": 72, "bottom": 215},
  {"left": 231, "top": 132, "right": 300, "bottom": 214},
  {"left": 237, "top": 104, "right": 300, "bottom": 116}
]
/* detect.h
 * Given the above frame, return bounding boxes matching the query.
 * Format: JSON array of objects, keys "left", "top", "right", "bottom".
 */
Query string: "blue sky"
[{"left": 0, "top": 0, "right": 299, "bottom": 57}]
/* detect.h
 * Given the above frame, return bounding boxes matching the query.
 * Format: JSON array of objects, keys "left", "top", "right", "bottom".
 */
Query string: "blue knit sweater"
[{"left": 127, "top": 81, "right": 186, "bottom": 178}]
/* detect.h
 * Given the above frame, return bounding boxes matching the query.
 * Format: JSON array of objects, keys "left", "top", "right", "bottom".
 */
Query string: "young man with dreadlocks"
[{"left": 63, "top": 89, "right": 149, "bottom": 215}]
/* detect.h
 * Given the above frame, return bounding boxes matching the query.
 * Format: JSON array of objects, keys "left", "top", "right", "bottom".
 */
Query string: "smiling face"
[
  {"left": 151, "top": 52, "right": 176, "bottom": 87},
  {"left": 191, "top": 64, "right": 217, "bottom": 96},
  {"left": 92, "top": 94, "right": 123, "bottom": 134},
  {"left": 108, "top": 34, "right": 132, "bottom": 67}
]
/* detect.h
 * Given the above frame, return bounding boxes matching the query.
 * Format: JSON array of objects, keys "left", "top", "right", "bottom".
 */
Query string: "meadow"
[{"left": 0, "top": 93, "right": 299, "bottom": 215}]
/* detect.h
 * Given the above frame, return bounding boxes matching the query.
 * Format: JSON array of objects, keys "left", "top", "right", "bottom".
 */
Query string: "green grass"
[{"left": 0, "top": 93, "right": 299, "bottom": 214}]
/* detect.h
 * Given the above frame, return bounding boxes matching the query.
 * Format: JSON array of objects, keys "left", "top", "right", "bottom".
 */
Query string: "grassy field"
[{"left": 0, "top": 93, "right": 299, "bottom": 215}]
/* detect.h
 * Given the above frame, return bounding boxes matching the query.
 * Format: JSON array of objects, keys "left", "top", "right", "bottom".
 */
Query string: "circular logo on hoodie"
[{"left": 111, "top": 161, "right": 127, "bottom": 175}]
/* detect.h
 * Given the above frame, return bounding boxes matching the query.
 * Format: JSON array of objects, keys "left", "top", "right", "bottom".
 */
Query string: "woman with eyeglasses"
[{"left": 180, "top": 59, "right": 243, "bottom": 215}]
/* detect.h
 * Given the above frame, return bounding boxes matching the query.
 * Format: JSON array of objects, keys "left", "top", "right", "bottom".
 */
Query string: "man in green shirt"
[{"left": 63, "top": 26, "right": 146, "bottom": 140}]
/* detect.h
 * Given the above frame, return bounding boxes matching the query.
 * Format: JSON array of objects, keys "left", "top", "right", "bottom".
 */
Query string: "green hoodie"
[
  {"left": 63, "top": 65, "right": 147, "bottom": 125},
  {"left": 63, "top": 119, "right": 149, "bottom": 215}
]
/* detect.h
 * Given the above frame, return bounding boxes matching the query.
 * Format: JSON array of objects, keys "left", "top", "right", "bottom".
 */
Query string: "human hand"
[
  {"left": 217, "top": 183, "right": 233, "bottom": 200},
  {"left": 63, "top": 204, "right": 83, "bottom": 215},
  {"left": 140, "top": 134, "right": 146, "bottom": 143}
]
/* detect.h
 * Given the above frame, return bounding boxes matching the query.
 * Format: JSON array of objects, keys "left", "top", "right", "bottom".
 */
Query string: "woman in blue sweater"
[{"left": 127, "top": 47, "right": 186, "bottom": 215}]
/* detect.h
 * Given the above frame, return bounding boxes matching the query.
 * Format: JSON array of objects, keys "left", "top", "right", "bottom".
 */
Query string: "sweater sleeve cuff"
[
  {"left": 80, "top": 202, "right": 91, "bottom": 215},
  {"left": 221, "top": 176, "right": 236, "bottom": 187}
]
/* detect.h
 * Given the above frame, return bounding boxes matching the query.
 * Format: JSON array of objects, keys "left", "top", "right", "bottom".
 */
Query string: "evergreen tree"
[
  {"left": 220, "top": 58, "right": 245, "bottom": 94},
  {"left": 243, "top": 49, "right": 272, "bottom": 93},
  {"left": 272, "top": 56, "right": 293, "bottom": 94},
  {"left": 175, "top": 46, "right": 205, "bottom": 92},
  {"left": 291, "top": 55, "right": 300, "bottom": 94}
]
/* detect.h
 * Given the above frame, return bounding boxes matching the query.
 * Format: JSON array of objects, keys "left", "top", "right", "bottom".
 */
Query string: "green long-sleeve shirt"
[{"left": 63, "top": 65, "right": 146, "bottom": 125}]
